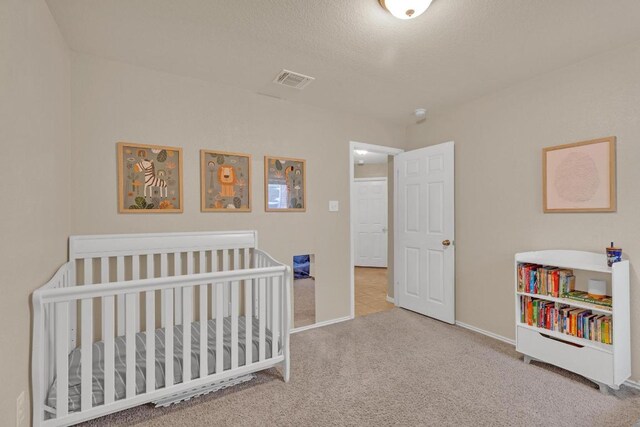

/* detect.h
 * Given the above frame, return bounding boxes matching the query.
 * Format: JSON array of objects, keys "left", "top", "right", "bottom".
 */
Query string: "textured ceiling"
[{"left": 46, "top": 0, "right": 640, "bottom": 124}]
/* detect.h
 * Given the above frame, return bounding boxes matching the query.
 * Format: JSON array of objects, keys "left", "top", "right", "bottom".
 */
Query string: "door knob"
[
  {"left": 382, "top": 227, "right": 388, "bottom": 233},
  {"left": 442, "top": 239, "right": 451, "bottom": 247}
]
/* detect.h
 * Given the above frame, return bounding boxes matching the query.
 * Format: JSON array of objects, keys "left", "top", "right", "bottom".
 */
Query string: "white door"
[
  {"left": 395, "top": 141, "right": 455, "bottom": 324},
  {"left": 354, "top": 178, "right": 388, "bottom": 268}
]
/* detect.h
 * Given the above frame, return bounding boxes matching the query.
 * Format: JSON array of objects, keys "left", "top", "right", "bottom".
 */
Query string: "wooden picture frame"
[
  {"left": 200, "top": 150, "right": 252, "bottom": 212},
  {"left": 264, "top": 156, "right": 306, "bottom": 212},
  {"left": 543, "top": 136, "right": 616, "bottom": 213},
  {"left": 117, "top": 142, "right": 183, "bottom": 213}
]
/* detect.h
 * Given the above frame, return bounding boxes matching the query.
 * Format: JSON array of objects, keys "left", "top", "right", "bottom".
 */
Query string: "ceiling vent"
[{"left": 273, "top": 69, "right": 315, "bottom": 89}]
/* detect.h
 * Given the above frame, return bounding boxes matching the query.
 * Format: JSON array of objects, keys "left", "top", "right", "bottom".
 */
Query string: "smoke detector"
[{"left": 273, "top": 69, "right": 315, "bottom": 89}]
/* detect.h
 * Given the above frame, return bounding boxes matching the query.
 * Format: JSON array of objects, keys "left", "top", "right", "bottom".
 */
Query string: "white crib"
[{"left": 32, "top": 231, "right": 291, "bottom": 426}]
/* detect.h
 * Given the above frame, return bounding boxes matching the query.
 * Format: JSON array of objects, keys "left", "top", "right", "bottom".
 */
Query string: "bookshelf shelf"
[
  {"left": 516, "top": 292, "right": 612, "bottom": 315},
  {"left": 515, "top": 250, "right": 630, "bottom": 392}
]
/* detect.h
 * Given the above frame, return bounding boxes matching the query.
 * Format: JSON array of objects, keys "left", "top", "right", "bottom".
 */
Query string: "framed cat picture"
[
  {"left": 117, "top": 142, "right": 183, "bottom": 213},
  {"left": 264, "top": 156, "right": 306, "bottom": 212},
  {"left": 200, "top": 150, "right": 251, "bottom": 212}
]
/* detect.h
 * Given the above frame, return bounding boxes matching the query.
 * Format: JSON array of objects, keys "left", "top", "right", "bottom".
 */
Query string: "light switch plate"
[{"left": 329, "top": 201, "right": 339, "bottom": 212}]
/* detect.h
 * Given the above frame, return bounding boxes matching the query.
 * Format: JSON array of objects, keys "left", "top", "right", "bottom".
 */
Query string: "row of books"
[
  {"left": 520, "top": 296, "right": 613, "bottom": 345},
  {"left": 517, "top": 263, "right": 576, "bottom": 297}
]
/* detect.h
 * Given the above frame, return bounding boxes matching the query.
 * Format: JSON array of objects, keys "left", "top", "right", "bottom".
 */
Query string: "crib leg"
[{"left": 283, "top": 358, "right": 290, "bottom": 383}]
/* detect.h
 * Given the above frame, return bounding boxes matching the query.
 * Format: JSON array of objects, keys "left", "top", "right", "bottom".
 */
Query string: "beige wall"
[
  {"left": 70, "top": 53, "right": 406, "bottom": 324},
  {"left": 0, "top": 0, "right": 71, "bottom": 424},
  {"left": 354, "top": 163, "right": 388, "bottom": 178},
  {"left": 407, "top": 41, "right": 640, "bottom": 380}
]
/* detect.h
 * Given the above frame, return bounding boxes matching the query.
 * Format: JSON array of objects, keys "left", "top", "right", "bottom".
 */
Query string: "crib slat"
[
  {"left": 145, "top": 290, "right": 155, "bottom": 393},
  {"left": 222, "top": 250, "right": 230, "bottom": 316},
  {"left": 147, "top": 254, "right": 154, "bottom": 279},
  {"left": 198, "top": 251, "right": 208, "bottom": 378},
  {"left": 267, "top": 272, "right": 272, "bottom": 330},
  {"left": 215, "top": 283, "right": 223, "bottom": 373},
  {"left": 244, "top": 278, "right": 253, "bottom": 366},
  {"left": 271, "top": 276, "right": 280, "bottom": 358},
  {"left": 100, "top": 257, "right": 109, "bottom": 284},
  {"left": 212, "top": 250, "right": 218, "bottom": 272},
  {"left": 164, "top": 289, "right": 174, "bottom": 387},
  {"left": 132, "top": 256, "right": 140, "bottom": 331},
  {"left": 199, "top": 251, "right": 206, "bottom": 274},
  {"left": 55, "top": 302, "right": 69, "bottom": 418},
  {"left": 160, "top": 253, "right": 168, "bottom": 327},
  {"left": 187, "top": 251, "right": 194, "bottom": 275},
  {"left": 182, "top": 285, "right": 192, "bottom": 382},
  {"left": 174, "top": 253, "right": 182, "bottom": 325},
  {"left": 125, "top": 293, "right": 136, "bottom": 398},
  {"left": 210, "top": 251, "right": 218, "bottom": 317},
  {"left": 132, "top": 256, "right": 140, "bottom": 280},
  {"left": 222, "top": 250, "right": 230, "bottom": 271},
  {"left": 116, "top": 256, "right": 125, "bottom": 335},
  {"left": 231, "top": 280, "right": 239, "bottom": 369},
  {"left": 259, "top": 278, "right": 266, "bottom": 361},
  {"left": 199, "top": 284, "right": 208, "bottom": 378},
  {"left": 103, "top": 296, "right": 115, "bottom": 404},
  {"left": 231, "top": 249, "right": 239, "bottom": 369},
  {"left": 81, "top": 298, "right": 93, "bottom": 411},
  {"left": 84, "top": 258, "right": 92, "bottom": 285},
  {"left": 146, "top": 255, "right": 156, "bottom": 391},
  {"left": 160, "top": 253, "right": 168, "bottom": 276}
]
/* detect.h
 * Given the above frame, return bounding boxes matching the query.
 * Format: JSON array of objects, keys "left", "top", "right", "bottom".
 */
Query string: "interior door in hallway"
[
  {"left": 395, "top": 141, "right": 455, "bottom": 324},
  {"left": 354, "top": 178, "right": 388, "bottom": 268}
]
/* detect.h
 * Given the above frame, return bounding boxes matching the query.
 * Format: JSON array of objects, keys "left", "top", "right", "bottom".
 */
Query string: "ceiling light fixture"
[
  {"left": 379, "top": 0, "right": 433, "bottom": 20},
  {"left": 354, "top": 149, "right": 368, "bottom": 156}
]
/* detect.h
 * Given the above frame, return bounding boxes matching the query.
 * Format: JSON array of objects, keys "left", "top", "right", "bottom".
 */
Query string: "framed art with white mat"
[{"left": 543, "top": 137, "right": 616, "bottom": 213}]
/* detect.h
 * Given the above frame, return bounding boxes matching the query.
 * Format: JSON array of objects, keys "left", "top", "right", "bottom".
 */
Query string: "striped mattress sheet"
[{"left": 46, "top": 316, "right": 275, "bottom": 413}]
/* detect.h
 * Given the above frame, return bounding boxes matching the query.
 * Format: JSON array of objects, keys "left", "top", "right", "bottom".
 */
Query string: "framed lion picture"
[
  {"left": 117, "top": 142, "right": 183, "bottom": 213},
  {"left": 264, "top": 156, "right": 306, "bottom": 212},
  {"left": 200, "top": 150, "right": 251, "bottom": 212}
]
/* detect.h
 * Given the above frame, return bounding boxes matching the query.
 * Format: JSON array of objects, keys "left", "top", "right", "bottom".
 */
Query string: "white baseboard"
[
  {"left": 455, "top": 320, "right": 516, "bottom": 346},
  {"left": 290, "top": 315, "right": 353, "bottom": 334},
  {"left": 386, "top": 295, "right": 394, "bottom": 304},
  {"left": 455, "top": 320, "right": 640, "bottom": 389},
  {"left": 624, "top": 379, "right": 640, "bottom": 390}
]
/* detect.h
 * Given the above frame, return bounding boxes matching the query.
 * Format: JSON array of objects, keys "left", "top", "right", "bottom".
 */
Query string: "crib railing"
[{"left": 32, "top": 247, "right": 290, "bottom": 426}]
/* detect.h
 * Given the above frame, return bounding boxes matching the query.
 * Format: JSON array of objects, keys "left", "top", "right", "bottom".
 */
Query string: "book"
[
  {"left": 520, "top": 295, "right": 612, "bottom": 345},
  {"left": 564, "top": 290, "right": 612, "bottom": 308}
]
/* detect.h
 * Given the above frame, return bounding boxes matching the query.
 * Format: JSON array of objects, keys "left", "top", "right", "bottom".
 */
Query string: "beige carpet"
[{"left": 82, "top": 309, "right": 640, "bottom": 426}]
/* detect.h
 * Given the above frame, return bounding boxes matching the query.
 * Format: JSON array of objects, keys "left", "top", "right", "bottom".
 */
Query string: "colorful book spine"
[{"left": 519, "top": 296, "right": 612, "bottom": 345}]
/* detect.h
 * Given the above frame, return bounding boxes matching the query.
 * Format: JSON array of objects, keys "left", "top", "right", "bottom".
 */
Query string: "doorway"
[
  {"left": 349, "top": 140, "right": 456, "bottom": 323},
  {"left": 350, "top": 142, "right": 403, "bottom": 318}
]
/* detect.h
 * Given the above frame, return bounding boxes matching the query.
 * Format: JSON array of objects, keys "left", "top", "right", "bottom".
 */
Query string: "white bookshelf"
[{"left": 515, "top": 250, "right": 630, "bottom": 392}]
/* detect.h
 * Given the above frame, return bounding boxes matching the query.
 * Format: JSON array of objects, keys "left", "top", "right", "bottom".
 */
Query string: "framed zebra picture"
[
  {"left": 200, "top": 150, "right": 252, "bottom": 212},
  {"left": 117, "top": 142, "right": 183, "bottom": 213},
  {"left": 264, "top": 156, "right": 306, "bottom": 212}
]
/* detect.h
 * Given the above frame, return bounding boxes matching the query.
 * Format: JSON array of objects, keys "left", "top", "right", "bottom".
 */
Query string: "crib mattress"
[{"left": 46, "top": 316, "right": 274, "bottom": 413}]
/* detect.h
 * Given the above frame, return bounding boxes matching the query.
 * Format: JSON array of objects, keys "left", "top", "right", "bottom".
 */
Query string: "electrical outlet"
[{"left": 16, "top": 391, "right": 25, "bottom": 427}]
